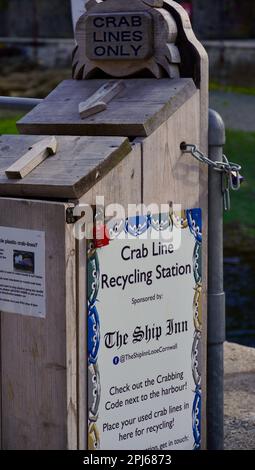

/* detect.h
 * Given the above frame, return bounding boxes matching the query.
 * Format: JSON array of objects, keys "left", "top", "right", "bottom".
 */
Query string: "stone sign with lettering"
[
  {"left": 85, "top": 12, "right": 154, "bottom": 60},
  {"left": 73, "top": 0, "right": 181, "bottom": 79}
]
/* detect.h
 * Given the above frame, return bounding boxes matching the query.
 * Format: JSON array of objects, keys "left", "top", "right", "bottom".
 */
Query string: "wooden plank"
[
  {"left": 142, "top": 92, "right": 200, "bottom": 207},
  {"left": 76, "top": 237, "right": 88, "bottom": 450},
  {"left": 0, "top": 199, "right": 77, "bottom": 449},
  {"left": 0, "top": 135, "right": 132, "bottom": 199},
  {"left": 17, "top": 78, "right": 197, "bottom": 138},
  {"left": 79, "top": 81, "right": 125, "bottom": 119},
  {"left": 80, "top": 101, "right": 107, "bottom": 119},
  {"left": 81, "top": 141, "right": 142, "bottom": 209},
  {"left": 5, "top": 137, "right": 57, "bottom": 180},
  {"left": 66, "top": 212, "right": 78, "bottom": 450}
]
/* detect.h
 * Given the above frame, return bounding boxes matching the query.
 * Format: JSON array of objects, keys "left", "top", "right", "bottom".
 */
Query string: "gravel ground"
[
  {"left": 210, "top": 91, "right": 255, "bottom": 132},
  {"left": 224, "top": 342, "right": 255, "bottom": 450}
]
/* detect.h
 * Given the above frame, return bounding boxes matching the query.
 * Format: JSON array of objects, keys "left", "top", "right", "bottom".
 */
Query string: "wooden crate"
[{"left": 0, "top": 73, "right": 208, "bottom": 450}]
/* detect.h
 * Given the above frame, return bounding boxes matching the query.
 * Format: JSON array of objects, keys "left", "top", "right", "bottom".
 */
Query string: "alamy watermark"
[{"left": 72, "top": 197, "right": 185, "bottom": 250}]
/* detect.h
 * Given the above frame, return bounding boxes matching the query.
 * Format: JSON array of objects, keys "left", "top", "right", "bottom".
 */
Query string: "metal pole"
[
  {"left": 207, "top": 109, "right": 226, "bottom": 450},
  {"left": 0, "top": 96, "right": 42, "bottom": 112}
]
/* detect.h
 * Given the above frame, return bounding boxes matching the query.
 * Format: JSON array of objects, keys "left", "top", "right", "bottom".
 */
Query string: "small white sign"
[{"left": 0, "top": 227, "right": 46, "bottom": 318}]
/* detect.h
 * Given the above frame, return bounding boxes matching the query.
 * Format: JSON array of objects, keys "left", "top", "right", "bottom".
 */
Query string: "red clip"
[{"left": 94, "top": 224, "right": 110, "bottom": 248}]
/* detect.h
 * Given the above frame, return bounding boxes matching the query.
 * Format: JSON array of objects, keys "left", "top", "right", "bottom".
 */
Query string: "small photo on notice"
[{"left": 13, "top": 250, "right": 35, "bottom": 274}]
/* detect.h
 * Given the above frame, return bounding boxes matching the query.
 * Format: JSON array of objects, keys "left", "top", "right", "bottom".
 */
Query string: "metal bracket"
[
  {"left": 66, "top": 207, "right": 76, "bottom": 224},
  {"left": 66, "top": 205, "right": 87, "bottom": 225},
  {"left": 66, "top": 207, "right": 78, "bottom": 224}
]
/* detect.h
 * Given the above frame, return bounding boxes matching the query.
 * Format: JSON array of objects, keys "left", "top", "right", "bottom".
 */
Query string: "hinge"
[{"left": 66, "top": 206, "right": 80, "bottom": 224}]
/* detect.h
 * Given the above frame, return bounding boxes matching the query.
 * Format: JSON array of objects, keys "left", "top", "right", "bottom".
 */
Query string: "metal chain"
[
  {"left": 181, "top": 143, "right": 241, "bottom": 177},
  {"left": 181, "top": 143, "right": 243, "bottom": 211}
]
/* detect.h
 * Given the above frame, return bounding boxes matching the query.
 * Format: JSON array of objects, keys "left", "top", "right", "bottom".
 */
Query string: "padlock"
[{"left": 230, "top": 170, "right": 244, "bottom": 191}]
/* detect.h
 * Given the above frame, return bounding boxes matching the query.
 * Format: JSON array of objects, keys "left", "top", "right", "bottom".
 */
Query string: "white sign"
[
  {"left": 87, "top": 210, "right": 202, "bottom": 450},
  {"left": 0, "top": 227, "right": 46, "bottom": 318}
]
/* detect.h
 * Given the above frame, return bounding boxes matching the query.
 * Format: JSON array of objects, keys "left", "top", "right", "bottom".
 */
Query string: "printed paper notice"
[{"left": 0, "top": 226, "right": 45, "bottom": 318}]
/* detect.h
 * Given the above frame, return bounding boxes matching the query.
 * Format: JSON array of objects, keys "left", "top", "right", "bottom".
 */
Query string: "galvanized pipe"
[
  {"left": 207, "top": 109, "right": 226, "bottom": 450},
  {"left": 0, "top": 96, "right": 42, "bottom": 111}
]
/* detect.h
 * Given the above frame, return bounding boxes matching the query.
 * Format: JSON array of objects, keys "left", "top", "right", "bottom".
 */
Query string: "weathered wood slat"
[
  {"left": 0, "top": 200, "right": 76, "bottom": 450},
  {"left": 79, "top": 80, "right": 125, "bottom": 119},
  {"left": 143, "top": 92, "right": 200, "bottom": 207},
  {"left": 76, "top": 237, "right": 87, "bottom": 450},
  {"left": 17, "top": 78, "right": 196, "bottom": 137},
  {"left": 0, "top": 135, "right": 132, "bottom": 199},
  {"left": 5, "top": 136, "right": 57, "bottom": 179},
  {"left": 81, "top": 141, "right": 142, "bottom": 209}
]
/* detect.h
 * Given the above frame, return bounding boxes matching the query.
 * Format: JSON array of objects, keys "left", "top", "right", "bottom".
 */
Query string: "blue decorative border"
[{"left": 187, "top": 209, "right": 202, "bottom": 450}]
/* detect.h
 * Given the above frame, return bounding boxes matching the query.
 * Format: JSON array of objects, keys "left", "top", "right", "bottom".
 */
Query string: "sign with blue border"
[{"left": 87, "top": 208, "right": 202, "bottom": 450}]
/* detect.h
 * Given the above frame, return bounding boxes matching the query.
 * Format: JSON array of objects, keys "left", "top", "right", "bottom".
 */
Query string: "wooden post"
[{"left": 0, "top": 0, "right": 208, "bottom": 451}]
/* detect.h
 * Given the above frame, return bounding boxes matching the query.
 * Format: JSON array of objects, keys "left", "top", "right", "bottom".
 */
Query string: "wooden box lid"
[
  {"left": 0, "top": 135, "right": 131, "bottom": 199},
  {"left": 17, "top": 78, "right": 196, "bottom": 138}
]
